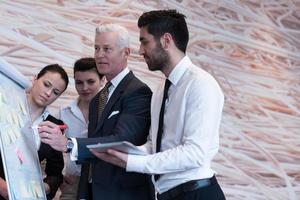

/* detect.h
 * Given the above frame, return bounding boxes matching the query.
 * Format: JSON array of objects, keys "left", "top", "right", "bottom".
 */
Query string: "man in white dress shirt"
[{"left": 91, "top": 10, "right": 226, "bottom": 200}]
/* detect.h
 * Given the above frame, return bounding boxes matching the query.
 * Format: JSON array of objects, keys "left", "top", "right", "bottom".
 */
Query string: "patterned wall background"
[{"left": 0, "top": 0, "right": 299, "bottom": 199}]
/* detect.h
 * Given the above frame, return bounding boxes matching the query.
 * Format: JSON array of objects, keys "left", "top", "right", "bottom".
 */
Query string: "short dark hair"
[
  {"left": 37, "top": 64, "right": 69, "bottom": 91},
  {"left": 138, "top": 9, "right": 189, "bottom": 53},
  {"left": 73, "top": 57, "right": 104, "bottom": 79}
]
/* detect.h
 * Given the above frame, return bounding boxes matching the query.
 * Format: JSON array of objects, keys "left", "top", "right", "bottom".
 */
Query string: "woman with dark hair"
[
  {"left": 59, "top": 58, "right": 105, "bottom": 200},
  {"left": 0, "top": 64, "right": 69, "bottom": 200}
]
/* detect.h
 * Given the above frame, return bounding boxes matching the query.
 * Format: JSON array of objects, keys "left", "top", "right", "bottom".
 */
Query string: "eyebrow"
[
  {"left": 44, "top": 80, "right": 52, "bottom": 86},
  {"left": 54, "top": 88, "right": 62, "bottom": 94},
  {"left": 94, "top": 44, "right": 112, "bottom": 47},
  {"left": 46, "top": 80, "right": 62, "bottom": 93}
]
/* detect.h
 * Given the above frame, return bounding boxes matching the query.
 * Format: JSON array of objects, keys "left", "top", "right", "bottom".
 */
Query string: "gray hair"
[{"left": 95, "top": 24, "right": 130, "bottom": 49}]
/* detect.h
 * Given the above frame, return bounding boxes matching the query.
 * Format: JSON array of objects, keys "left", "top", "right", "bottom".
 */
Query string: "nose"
[
  {"left": 45, "top": 89, "right": 52, "bottom": 97},
  {"left": 95, "top": 49, "right": 104, "bottom": 58},
  {"left": 138, "top": 45, "right": 144, "bottom": 55},
  {"left": 82, "top": 82, "right": 88, "bottom": 91}
]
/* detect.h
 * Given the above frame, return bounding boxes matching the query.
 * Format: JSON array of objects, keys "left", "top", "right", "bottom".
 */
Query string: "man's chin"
[
  {"left": 147, "top": 65, "right": 159, "bottom": 71},
  {"left": 96, "top": 65, "right": 108, "bottom": 72}
]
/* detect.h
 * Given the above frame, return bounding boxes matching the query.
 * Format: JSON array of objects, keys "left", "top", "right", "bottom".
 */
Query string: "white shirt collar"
[
  {"left": 67, "top": 97, "right": 79, "bottom": 110},
  {"left": 41, "top": 108, "right": 50, "bottom": 121},
  {"left": 110, "top": 67, "right": 130, "bottom": 89},
  {"left": 168, "top": 56, "right": 191, "bottom": 86},
  {"left": 32, "top": 107, "right": 50, "bottom": 150}
]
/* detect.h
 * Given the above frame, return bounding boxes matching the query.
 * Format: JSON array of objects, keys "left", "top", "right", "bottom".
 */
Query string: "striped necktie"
[{"left": 98, "top": 81, "right": 112, "bottom": 119}]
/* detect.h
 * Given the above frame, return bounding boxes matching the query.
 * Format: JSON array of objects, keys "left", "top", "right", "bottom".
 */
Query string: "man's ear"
[
  {"left": 160, "top": 33, "right": 172, "bottom": 49},
  {"left": 123, "top": 47, "right": 130, "bottom": 58}
]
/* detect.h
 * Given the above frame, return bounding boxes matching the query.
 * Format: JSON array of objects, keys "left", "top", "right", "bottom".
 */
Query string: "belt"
[{"left": 157, "top": 176, "right": 218, "bottom": 200}]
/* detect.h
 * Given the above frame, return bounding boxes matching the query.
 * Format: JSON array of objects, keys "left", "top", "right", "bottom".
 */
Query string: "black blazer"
[
  {"left": 76, "top": 71, "right": 154, "bottom": 200},
  {"left": 0, "top": 115, "right": 64, "bottom": 200}
]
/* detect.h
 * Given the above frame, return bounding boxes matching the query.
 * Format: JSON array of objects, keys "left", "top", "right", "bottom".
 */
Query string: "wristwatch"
[{"left": 66, "top": 138, "right": 74, "bottom": 153}]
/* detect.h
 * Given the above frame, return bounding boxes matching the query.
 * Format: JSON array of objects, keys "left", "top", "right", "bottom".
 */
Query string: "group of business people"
[{"left": 1, "top": 9, "right": 226, "bottom": 200}]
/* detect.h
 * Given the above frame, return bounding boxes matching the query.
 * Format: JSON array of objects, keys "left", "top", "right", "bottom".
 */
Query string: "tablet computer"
[{"left": 87, "top": 141, "right": 147, "bottom": 156}]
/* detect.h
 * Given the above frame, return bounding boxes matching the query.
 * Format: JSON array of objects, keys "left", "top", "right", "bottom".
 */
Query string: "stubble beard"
[{"left": 146, "top": 44, "right": 170, "bottom": 72}]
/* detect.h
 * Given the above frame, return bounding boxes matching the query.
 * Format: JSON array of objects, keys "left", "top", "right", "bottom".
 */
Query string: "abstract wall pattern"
[{"left": 0, "top": 0, "right": 299, "bottom": 199}]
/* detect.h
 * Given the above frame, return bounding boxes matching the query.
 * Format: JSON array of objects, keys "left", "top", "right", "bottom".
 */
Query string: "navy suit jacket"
[{"left": 76, "top": 71, "right": 154, "bottom": 200}]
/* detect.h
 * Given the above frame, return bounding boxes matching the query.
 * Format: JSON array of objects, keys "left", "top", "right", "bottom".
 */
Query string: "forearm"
[{"left": 127, "top": 142, "right": 206, "bottom": 175}]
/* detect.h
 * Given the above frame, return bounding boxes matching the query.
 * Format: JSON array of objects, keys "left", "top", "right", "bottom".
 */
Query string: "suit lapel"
[{"left": 92, "top": 71, "right": 134, "bottom": 136}]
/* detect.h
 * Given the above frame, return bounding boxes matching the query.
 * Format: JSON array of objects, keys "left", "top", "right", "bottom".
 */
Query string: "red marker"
[{"left": 58, "top": 124, "right": 68, "bottom": 130}]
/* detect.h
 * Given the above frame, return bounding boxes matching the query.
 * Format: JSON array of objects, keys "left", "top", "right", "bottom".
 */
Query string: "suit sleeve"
[{"left": 77, "top": 85, "right": 152, "bottom": 162}]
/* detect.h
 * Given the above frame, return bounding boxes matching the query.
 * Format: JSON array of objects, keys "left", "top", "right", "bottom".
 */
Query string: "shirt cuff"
[
  {"left": 126, "top": 154, "right": 147, "bottom": 173},
  {"left": 70, "top": 138, "right": 78, "bottom": 161}
]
